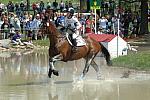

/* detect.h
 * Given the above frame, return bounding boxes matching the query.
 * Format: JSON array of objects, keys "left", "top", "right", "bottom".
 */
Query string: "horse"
[{"left": 40, "top": 20, "right": 112, "bottom": 80}]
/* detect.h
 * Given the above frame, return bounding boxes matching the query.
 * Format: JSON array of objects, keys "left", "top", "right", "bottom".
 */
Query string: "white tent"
[{"left": 89, "top": 34, "right": 128, "bottom": 58}]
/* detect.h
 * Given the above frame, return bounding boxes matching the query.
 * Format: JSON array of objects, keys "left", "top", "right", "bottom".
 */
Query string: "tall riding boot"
[{"left": 72, "top": 45, "right": 77, "bottom": 52}]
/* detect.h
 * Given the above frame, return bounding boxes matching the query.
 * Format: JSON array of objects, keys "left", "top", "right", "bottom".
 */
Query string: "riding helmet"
[{"left": 68, "top": 8, "right": 74, "bottom": 15}]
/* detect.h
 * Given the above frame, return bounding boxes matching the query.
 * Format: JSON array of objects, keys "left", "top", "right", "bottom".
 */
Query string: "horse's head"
[{"left": 39, "top": 19, "right": 60, "bottom": 37}]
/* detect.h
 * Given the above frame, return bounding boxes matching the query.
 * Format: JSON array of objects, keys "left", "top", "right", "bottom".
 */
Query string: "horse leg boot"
[
  {"left": 50, "top": 61, "right": 59, "bottom": 76},
  {"left": 48, "top": 59, "right": 59, "bottom": 78},
  {"left": 49, "top": 54, "right": 63, "bottom": 77},
  {"left": 48, "top": 61, "right": 53, "bottom": 78}
]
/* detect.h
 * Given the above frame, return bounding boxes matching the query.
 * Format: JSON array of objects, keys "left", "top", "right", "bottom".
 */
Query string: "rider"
[{"left": 64, "top": 8, "right": 82, "bottom": 50}]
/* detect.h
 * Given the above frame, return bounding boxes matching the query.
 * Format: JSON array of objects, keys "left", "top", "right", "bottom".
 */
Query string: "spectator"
[
  {"left": 11, "top": 30, "right": 23, "bottom": 45},
  {"left": 47, "top": 1, "right": 51, "bottom": 9},
  {"left": 98, "top": 16, "right": 108, "bottom": 33},
  {"left": 65, "top": 1, "right": 69, "bottom": 11},
  {"left": 59, "top": 0, "right": 65, "bottom": 12},
  {"left": 53, "top": 0, "right": 58, "bottom": 12},
  {"left": 32, "top": 2, "right": 37, "bottom": 16},
  {"left": 15, "top": 2, "right": 20, "bottom": 17},
  {"left": 13, "top": 16, "right": 21, "bottom": 30},
  {"left": 9, "top": 12, "right": 15, "bottom": 28},
  {"left": 68, "top": 1, "right": 73, "bottom": 8},
  {"left": 85, "top": 15, "right": 94, "bottom": 34},
  {"left": 20, "top": 1, "right": 25, "bottom": 12},
  {"left": 0, "top": 16, "right": 4, "bottom": 29},
  {"left": 1, "top": 18, "right": 10, "bottom": 39},
  {"left": 36, "top": 2, "right": 40, "bottom": 13},
  {"left": 25, "top": 15, "right": 34, "bottom": 40},
  {"left": 7, "top": 1, "right": 14, "bottom": 12},
  {"left": 32, "top": 14, "right": 41, "bottom": 40},
  {"left": 0, "top": 2, "right": 4, "bottom": 15},
  {"left": 40, "top": 0, "right": 45, "bottom": 12}
]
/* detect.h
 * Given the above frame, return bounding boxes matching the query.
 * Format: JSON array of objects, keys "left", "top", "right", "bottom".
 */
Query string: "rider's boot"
[{"left": 72, "top": 46, "right": 77, "bottom": 52}]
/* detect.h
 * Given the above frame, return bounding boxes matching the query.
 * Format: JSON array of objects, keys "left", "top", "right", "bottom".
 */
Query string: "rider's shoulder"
[{"left": 72, "top": 16, "right": 78, "bottom": 20}]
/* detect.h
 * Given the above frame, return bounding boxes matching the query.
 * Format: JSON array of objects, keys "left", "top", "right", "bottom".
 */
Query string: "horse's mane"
[{"left": 47, "top": 21, "right": 60, "bottom": 35}]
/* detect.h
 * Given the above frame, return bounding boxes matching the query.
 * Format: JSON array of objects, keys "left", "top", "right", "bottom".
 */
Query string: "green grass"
[
  {"left": 33, "top": 39, "right": 49, "bottom": 46},
  {"left": 112, "top": 51, "right": 150, "bottom": 70}
]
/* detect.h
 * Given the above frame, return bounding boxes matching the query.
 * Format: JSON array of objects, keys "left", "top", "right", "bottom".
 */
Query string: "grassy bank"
[
  {"left": 112, "top": 51, "right": 150, "bottom": 70},
  {"left": 33, "top": 39, "right": 49, "bottom": 46}
]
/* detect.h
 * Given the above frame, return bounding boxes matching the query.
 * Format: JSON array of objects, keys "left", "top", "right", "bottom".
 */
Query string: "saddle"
[{"left": 66, "top": 32, "right": 86, "bottom": 47}]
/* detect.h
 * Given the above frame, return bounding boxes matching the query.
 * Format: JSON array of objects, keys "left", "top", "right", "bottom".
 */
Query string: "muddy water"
[{"left": 0, "top": 50, "right": 150, "bottom": 100}]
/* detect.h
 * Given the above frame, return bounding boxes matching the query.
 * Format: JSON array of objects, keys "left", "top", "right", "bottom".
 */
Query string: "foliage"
[{"left": 112, "top": 51, "right": 150, "bottom": 70}]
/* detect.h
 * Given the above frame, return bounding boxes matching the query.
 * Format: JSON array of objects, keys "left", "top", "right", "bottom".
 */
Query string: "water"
[{"left": 0, "top": 50, "right": 150, "bottom": 100}]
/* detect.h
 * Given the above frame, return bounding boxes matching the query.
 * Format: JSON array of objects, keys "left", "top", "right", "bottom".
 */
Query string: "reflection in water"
[{"left": 0, "top": 50, "right": 150, "bottom": 100}]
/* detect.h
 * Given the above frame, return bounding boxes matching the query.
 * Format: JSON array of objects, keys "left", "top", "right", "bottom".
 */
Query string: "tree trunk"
[
  {"left": 27, "top": 0, "right": 30, "bottom": 11},
  {"left": 139, "top": 0, "right": 149, "bottom": 35},
  {"left": 80, "top": 0, "right": 87, "bottom": 12}
]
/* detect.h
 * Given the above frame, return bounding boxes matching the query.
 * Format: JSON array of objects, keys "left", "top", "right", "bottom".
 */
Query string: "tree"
[
  {"left": 27, "top": 0, "right": 30, "bottom": 11},
  {"left": 139, "top": 0, "right": 149, "bottom": 34},
  {"left": 80, "top": 0, "right": 87, "bottom": 12}
]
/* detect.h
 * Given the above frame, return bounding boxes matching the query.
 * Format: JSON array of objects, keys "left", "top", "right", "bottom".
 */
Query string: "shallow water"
[{"left": 0, "top": 50, "right": 150, "bottom": 100}]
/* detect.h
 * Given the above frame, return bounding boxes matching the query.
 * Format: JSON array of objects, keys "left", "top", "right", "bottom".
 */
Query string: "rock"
[
  {"left": 121, "top": 70, "right": 131, "bottom": 78},
  {"left": 0, "top": 39, "right": 11, "bottom": 48}
]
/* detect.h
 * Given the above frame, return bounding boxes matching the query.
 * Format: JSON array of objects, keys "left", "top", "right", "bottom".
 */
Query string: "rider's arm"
[{"left": 73, "top": 16, "right": 81, "bottom": 30}]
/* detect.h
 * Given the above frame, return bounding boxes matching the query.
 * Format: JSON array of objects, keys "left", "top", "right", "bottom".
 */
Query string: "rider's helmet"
[{"left": 67, "top": 8, "right": 74, "bottom": 18}]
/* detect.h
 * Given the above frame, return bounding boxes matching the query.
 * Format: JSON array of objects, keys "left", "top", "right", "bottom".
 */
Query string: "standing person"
[
  {"left": 20, "top": 1, "right": 25, "bottom": 13},
  {"left": 32, "top": 14, "right": 41, "bottom": 40},
  {"left": 25, "top": 15, "right": 34, "bottom": 41},
  {"left": 85, "top": 15, "right": 94, "bottom": 34},
  {"left": 39, "top": 0, "right": 45, "bottom": 12},
  {"left": 65, "top": 1, "right": 69, "bottom": 11},
  {"left": 1, "top": 18, "right": 10, "bottom": 39},
  {"left": 14, "top": 16, "right": 21, "bottom": 30},
  {"left": 59, "top": 0, "right": 65, "bottom": 12},
  {"left": 98, "top": 16, "right": 108, "bottom": 33},
  {"left": 53, "top": 0, "right": 58, "bottom": 12},
  {"left": 64, "top": 8, "right": 82, "bottom": 50}
]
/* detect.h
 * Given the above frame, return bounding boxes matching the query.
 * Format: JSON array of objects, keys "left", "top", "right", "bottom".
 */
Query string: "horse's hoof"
[
  {"left": 79, "top": 74, "right": 85, "bottom": 80},
  {"left": 53, "top": 70, "right": 59, "bottom": 76},
  {"left": 107, "top": 60, "right": 113, "bottom": 66}
]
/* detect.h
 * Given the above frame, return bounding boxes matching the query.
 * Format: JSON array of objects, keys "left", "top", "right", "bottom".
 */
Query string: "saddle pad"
[{"left": 66, "top": 33, "right": 86, "bottom": 46}]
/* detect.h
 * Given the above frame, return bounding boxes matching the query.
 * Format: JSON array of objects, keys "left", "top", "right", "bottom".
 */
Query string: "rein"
[{"left": 40, "top": 28, "right": 65, "bottom": 39}]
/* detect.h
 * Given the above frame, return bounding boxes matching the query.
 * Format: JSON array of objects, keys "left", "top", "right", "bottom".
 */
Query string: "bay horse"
[{"left": 40, "top": 20, "right": 112, "bottom": 80}]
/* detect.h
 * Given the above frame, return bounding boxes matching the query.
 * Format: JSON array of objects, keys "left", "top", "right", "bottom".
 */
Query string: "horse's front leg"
[
  {"left": 48, "top": 61, "right": 59, "bottom": 78},
  {"left": 48, "top": 54, "right": 63, "bottom": 78}
]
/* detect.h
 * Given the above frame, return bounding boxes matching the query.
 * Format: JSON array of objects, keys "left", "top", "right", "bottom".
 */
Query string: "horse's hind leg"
[
  {"left": 81, "top": 55, "right": 95, "bottom": 79},
  {"left": 91, "top": 60, "right": 102, "bottom": 80}
]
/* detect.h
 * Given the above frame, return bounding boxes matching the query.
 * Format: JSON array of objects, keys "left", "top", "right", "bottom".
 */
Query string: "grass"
[
  {"left": 112, "top": 51, "right": 150, "bottom": 70},
  {"left": 33, "top": 39, "right": 49, "bottom": 46}
]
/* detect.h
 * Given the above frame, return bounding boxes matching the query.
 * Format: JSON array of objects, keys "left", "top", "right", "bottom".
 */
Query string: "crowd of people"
[
  {"left": 0, "top": 0, "right": 142, "bottom": 45},
  {"left": 0, "top": 0, "right": 75, "bottom": 44}
]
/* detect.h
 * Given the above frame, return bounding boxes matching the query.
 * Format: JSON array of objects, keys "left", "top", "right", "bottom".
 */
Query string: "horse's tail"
[{"left": 100, "top": 43, "right": 112, "bottom": 66}]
